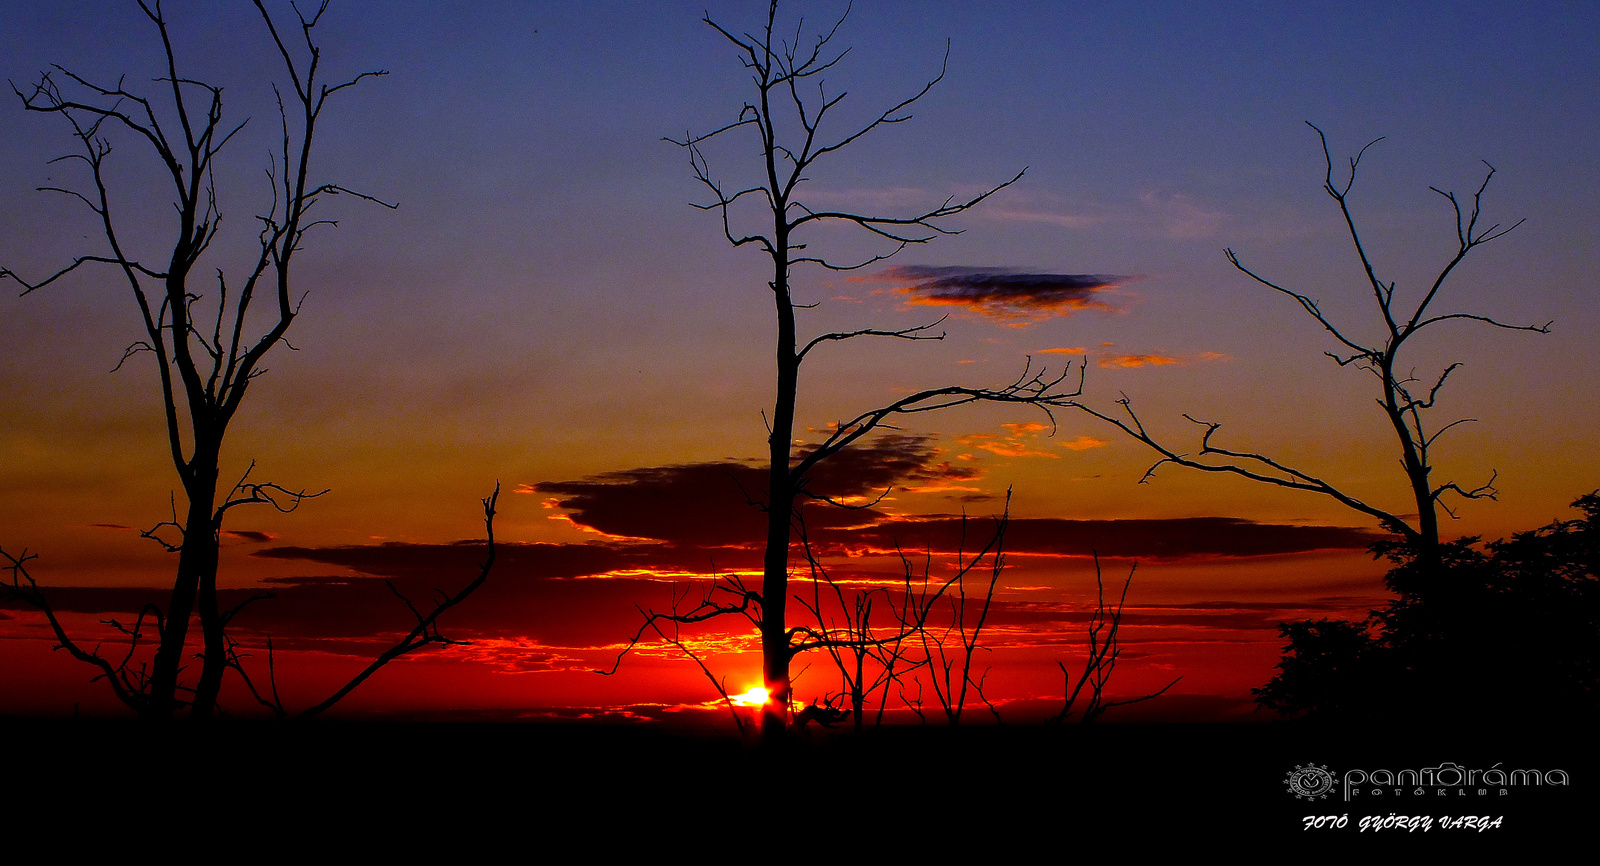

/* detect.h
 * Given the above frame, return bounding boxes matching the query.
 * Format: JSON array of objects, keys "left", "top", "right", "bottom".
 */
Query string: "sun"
[{"left": 730, "top": 686, "right": 769, "bottom": 707}]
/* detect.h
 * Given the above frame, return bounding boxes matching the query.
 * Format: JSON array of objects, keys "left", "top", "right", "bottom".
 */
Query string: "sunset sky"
[{"left": 2, "top": 0, "right": 1597, "bottom": 724}]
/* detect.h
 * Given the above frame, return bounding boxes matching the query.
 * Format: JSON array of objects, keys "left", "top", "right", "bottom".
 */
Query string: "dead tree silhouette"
[
  {"left": 1049, "top": 554, "right": 1180, "bottom": 724},
  {"left": 1076, "top": 123, "right": 1549, "bottom": 570},
  {"left": 602, "top": 1, "right": 1082, "bottom": 742},
  {"left": 0, "top": 0, "right": 394, "bottom": 719},
  {"left": 795, "top": 494, "right": 1011, "bottom": 730},
  {"left": 2, "top": 486, "right": 499, "bottom": 719}
]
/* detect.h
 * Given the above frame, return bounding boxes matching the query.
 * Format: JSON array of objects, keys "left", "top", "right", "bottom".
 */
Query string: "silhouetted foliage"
[
  {"left": 1255, "top": 493, "right": 1600, "bottom": 722},
  {"left": 1251, "top": 618, "right": 1384, "bottom": 722}
]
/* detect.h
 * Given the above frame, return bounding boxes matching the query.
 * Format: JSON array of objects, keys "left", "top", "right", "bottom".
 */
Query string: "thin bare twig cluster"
[
  {"left": 1050, "top": 555, "right": 1181, "bottom": 724},
  {"left": 1077, "top": 122, "right": 1548, "bottom": 557}
]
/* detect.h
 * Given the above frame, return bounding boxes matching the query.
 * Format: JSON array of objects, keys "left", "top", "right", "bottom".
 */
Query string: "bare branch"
[
  {"left": 1, "top": 547, "right": 152, "bottom": 713},
  {"left": 794, "top": 358, "right": 1083, "bottom": 482},
  {"left": 298, "top": 485, "right": 500, "bottom": 719},
  {"left": 797, "top": 315, "right": 947, "bottom": 361},
  {"left": 594, "top": 571, "right": 759, "bottom": 677},
  {"left": 1050, "top": 554, "right": 1180, "bottom": 724},
  {"left": 1081, "top": 124, "right": 1547, "bottom": 557}
]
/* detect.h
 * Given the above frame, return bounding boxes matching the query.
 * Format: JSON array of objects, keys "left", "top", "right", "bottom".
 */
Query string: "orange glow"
[{"left": 730, "top": 686, "right": 769, "bottom": 707}]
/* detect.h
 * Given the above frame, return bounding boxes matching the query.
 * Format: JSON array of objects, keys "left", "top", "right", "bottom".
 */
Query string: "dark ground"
[{"left": 4, "top": 718, "right": 1588, "bottom": 853}]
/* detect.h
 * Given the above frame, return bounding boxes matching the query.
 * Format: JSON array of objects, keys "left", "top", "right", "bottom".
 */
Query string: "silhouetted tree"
[
  {"left": 2, "top": 486, "right": 499, "bottom": 719},
  {"left": 1255, "top": 492, "right": 1600, "bottom": 721},
  {"left": 902, "top": 507, "right": 1008, "bottom": 726},
  {"left": 1251, "top": 618, "right": 1384, "bottom": 722},
  {"left": 795, "top": 497, "right": 1010, "bottom": 730},
  {"left": 1, "top": 0, "right": 389, "bottom": 719},
  {"left": 627, "top": 1, "right": 1082, "bottom": 741},
  {"left": 1077, "top": 123, "right": 1549, "bottom": 571},
  {"left": 1050, "top": 555, "right": 1181, "bottom": 724}
]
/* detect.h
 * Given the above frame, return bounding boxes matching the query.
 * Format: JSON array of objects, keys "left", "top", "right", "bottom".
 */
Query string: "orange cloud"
[
  {"left": 957, "top": 423, "right": 1062, "bottom": 459},
  {"left": 1098, "top": 354, "right": 1179, "bottom": 368}
]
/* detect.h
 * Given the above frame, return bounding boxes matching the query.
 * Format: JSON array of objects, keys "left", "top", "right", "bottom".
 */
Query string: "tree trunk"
[
  {"left": 761, "top": 251, "right": 799, "bottom": 741},
  {"left": 148, "top": 449, "right": 220, "bottom": 720}
]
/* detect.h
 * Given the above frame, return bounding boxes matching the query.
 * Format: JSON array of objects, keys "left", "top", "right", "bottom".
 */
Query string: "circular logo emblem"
[{"left": 1284, "top": 763, "right": 1336, "bottom": 800}]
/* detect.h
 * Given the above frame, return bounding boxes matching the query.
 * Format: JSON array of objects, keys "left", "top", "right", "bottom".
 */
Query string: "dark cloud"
[
  {"left": 522, "top": 442, "right": 1380, "bottom": 562},
  {"left": 222, "top": 529, "right": 274, "bottom": 543},
  {"left": 533, "top": 461, "right": 767, "bottom": 547},
  {"left": 0, "top": 586, "right": 167, "bottom": 616},
  {"left": 976, "top": 595, "right": 1388, "bottom": 636},
  {"left": 531, "top": 434, "right": 952, "bottom": 546},
  {"left": 6, "top": 524, "right": 1379, "bottom": 662},
  {"left": 865, "top": 265, "right": 1127, "bottom": 320},
  {"left": 3, "top": 441, "right": 1379, "bottom": 654},
  {"left": 834, "top": 516, "right": 1383, "bottom": 559},
  {"left": 245, "top": 540, "right": 763, "bottom": 651},
  {"left": 233, "top": 571, "right": 716, "bottom": 651},
  {"left": 255, "top": 540, "right": 640, "bottom": 581},
  {"left": 1, "top": 544, "right": 754, "bottom": 656}
]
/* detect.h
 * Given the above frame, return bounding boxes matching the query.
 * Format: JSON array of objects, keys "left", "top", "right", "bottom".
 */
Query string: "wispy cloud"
[
  {"left": 1136, "top": 188, "right": 1231, "bottom": 240},
  {"left": 974, "top": 186, "right": 1235, "bottom": 240},
  {"left": 978, "top": 207, "right": 1110, "bottom": 229},
  {"left": 1098, "top": 354, "right": 1179, "bottom": 368},
  {"left": 857, "top": 265, "right": 1129, "bottom": 322},
  {"left": 957, "top": 422, "right": 1059, "bottom": 459},
  {"left": 1091, "top": 344, "right": 1232, "bottom": 369}
]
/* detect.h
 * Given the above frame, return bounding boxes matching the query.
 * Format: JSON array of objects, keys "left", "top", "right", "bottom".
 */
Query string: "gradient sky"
[{"left": 3, "top": 0, "right": 1597, "bottom": 722}]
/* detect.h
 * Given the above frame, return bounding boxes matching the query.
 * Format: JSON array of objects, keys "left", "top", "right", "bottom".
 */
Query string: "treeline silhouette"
[{"left": 1255, "top": 492, "right": 1599, "bottom": 723}]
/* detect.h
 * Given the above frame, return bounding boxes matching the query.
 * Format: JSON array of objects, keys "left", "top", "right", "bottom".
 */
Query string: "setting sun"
[{"left": 730, "top": 687, "right": 769, "bottom": 707}]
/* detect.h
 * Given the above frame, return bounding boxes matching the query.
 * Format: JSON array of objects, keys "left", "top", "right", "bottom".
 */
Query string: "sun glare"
[{"left": 730, "top": 686, "right": 769, "bottom": 707}]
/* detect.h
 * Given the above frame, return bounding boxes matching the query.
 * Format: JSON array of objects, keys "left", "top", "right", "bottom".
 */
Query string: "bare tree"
[
  {"left": 899, "top": 504, "right": 1008, "bottom": 726},
  {"left": 1, "top": 0, "right": 390, "bottom": 719},
  {"left": 2, "top": 485, "right": 499, "bottom": 720},
  {"left": 652, "top": 1, "right": 1081, "bottom": 741},
  {"left": 1076, "top": 123, "right": 1549, "bottom": 568},
  {"left": 600, "top": 567, "right": 763, "bottom": 738},
  {"left": 1049, "top": 554, "right": 1180, "bottom": 724},
  {"left": 792, "top": 497, "right": 1009, "bottom": 730}
]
